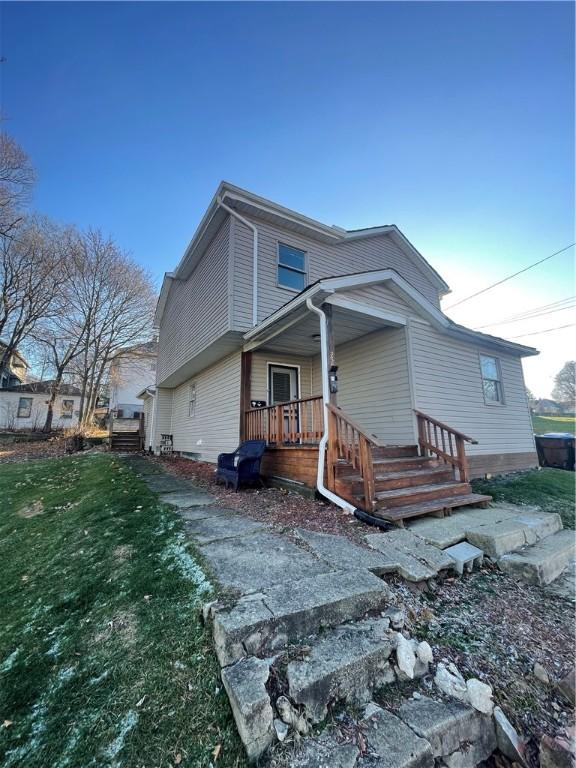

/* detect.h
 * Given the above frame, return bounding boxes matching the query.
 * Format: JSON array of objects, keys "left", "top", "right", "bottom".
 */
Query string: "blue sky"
[{"left": 1, "top": 1, "right": 574, "bottom": 395}]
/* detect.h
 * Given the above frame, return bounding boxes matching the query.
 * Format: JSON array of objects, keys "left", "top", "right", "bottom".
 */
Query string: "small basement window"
[
  {"left": 188, "top": 382, "right": 197, "bottom": 417},
  {"left": 277, "top": 242, "right": 306, "bottom": 291},
  {"left": 61, "top": 399, "right": 74, "bottom": 418},
  {"left": 480, "top": 355, "right": 503, "bottom": 404},
  {"left": 17, "top": 397, "right": 33, "bottom": 418}
]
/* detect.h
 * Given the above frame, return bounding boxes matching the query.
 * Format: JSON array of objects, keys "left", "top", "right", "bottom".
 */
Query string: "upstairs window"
[
  {"left": 480, "top": 355, "right": 503, "bottom": 404},
  {"left": 61, "top": 399, "right": 74, "bottom": 418},
  {"left": 277, "top": 243, "right": 306, "bottom": 292},
  {"left": 17, "top": 397, "right": 33, "bottom": 418},
  {"left": 188, "top": 383, "right": 197, "bottom": 417}
]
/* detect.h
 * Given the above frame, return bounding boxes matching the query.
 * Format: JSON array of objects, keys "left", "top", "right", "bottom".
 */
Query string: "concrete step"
[
  {"left": 376, "top": 482, "right": 472, "bottom": 509},
  {"left": 212, "top": 569, "right": 391, "bottom": 666},
  {"left": 286, "top": 618, "right": 395, "bottom": 723},
  {"left": 498, "top": 529, "right": 576, "bottom": 586}
]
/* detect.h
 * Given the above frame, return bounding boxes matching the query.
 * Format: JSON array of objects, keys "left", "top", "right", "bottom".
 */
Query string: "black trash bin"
[{"left": 534, "top": 433, "right": 575, "bottom": 471}]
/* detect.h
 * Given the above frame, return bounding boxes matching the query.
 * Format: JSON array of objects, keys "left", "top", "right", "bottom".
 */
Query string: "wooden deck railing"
[
  {"left": 414, "top": 409, "right": 477, "bottom": 483},
  {"left": 244, "top": 395, "right": 324, "bottom": 445},
  {"left": 326, "top": 403, "right": 378, "bottom": 510}
]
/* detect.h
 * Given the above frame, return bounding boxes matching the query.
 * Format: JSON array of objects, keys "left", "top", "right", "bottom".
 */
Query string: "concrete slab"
[
  {"left": 361, "top": 706, "right": 434, "bottom": 768},
  {"left": 544, "top": 559, "right": 576, "bottom": 602},
  {"left": 296, "top": 528, "right": 392, "bottom": 574},
  {"left": 159, "top": 489, "right": 215, "bottom": 508},
  {"left": 213, "top": 569, "right": 391, "bottom": 666},
  {"left": 145, "top": 476, "right": 193, "bottom": 493},
  {"left": 284, "top": 730, "right": 360, "bottom": 768},
  {"left": 221, "top": 656, "right": 275, "bottom": 762},
  {"left": 443, "top": 542, "right": 484, "bottom": 575},
  {"left": 408, "top": 504, "right": 562, "bottom": 557},
  {"left": 498, "top": 530, "right": 576, "bottom": 586},
  {"left": 184, "top": 514, "right": 265, "bottom": 544},
  {"left": 200, "top": 530, "right": 333, "bottom": 594},
  {"left": 365, "top": 529, "right": 454, "bottom": 582},
  {"left": 397, "top": 696, "right": 496, "bottom": 762},
  {"left": 178, "top": 506, "right": 229, "bottom": 522},
  {"left": 287, "top": 618, "right": 394, "bottom": 722}
]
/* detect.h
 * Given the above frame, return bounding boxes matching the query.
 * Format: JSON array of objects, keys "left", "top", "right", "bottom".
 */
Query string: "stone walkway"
[{"left": 122, "top": 455, "right": 527, "bottom": 766}]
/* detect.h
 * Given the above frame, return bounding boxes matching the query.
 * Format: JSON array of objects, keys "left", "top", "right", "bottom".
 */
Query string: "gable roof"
[
  {"left": 243, "top": 269, "right": 539, "bottom": 359},
  {"left": 154, "top": 182, "right": 451, "bottom": 327},
  {"left": 3, "top": 380, "right": 82, "bottom": 395}
]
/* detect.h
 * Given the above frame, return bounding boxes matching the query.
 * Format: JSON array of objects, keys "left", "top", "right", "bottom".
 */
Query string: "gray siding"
[
  {"left": 232, "top": 216, "right": 441, "bottom": 329},
  {"left": 409, "top": 320, "right": 536, "bottom": 456},
  {"left": 142, "top": 396, "right": 154, "bottom": 449},
  {"left": 157, "top": 217, "right": 231, "bottom": 384},
  {"left": 335, "top": 328, "right": 415, "bottom": 445},
  {"left": 344, "top": 284, "right": 423, "bottom": 318},
  {"left": 170, "top": 351, "right": 242, "bottom": 463},
  {"left": 152, "top": 388, "right": 174, "bottom": 450}
]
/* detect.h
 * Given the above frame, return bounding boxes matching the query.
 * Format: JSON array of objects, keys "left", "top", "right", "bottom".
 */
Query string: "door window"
[{"left": 269, "top": 365, "right": 298, "bottom": 404}]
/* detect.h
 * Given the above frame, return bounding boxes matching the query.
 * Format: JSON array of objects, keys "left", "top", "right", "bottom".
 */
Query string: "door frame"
[{"left": 267, "top": 362, "right": 301, "bottom": 405}]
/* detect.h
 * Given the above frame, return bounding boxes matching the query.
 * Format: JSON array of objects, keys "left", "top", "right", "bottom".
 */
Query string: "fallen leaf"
[
  {"left": 136, "top": 695, "right": 146, "bottom": 708},
  {"left": 213, "top": 744, "right": 221, "bottom": 760},
  {"left": 174, "top": 754, "right": 182, "bottom": 765},
  {"left": 3, "top": 720, "right": 13, "bottom": 728}
]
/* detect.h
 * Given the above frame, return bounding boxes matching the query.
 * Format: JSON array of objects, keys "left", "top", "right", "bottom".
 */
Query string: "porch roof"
[{"left": 243, "top": 269, "right": 539, "bottom": 358}]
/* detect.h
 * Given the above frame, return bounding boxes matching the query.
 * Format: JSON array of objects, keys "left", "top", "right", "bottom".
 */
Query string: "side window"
[
  {"left": 188, "top": 383, "right": 197, "bottom": 417},
  {"left": 277, "top": 242, "right": 307, "bottom": 292},
  {"left": 480, "top": 355, "right": 504, "bottom": 404},
  {"left": 61, "top": 399, "right": 74, "bottom": 418},
  {"left": 17, "top": 397, "right": 33, "bottom": 418}
]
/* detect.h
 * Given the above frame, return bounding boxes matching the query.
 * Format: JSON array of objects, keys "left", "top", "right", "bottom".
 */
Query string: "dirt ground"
[
  {"left": 156, "top": 454, "right": 575, "bottom": 766},
  {"left": 0, "top": 436, "right": 69, "bottom": 464}
]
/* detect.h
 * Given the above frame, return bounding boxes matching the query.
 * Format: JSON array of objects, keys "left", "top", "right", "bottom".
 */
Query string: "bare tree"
[
  {"left": 0, "top": 216, "right": 61, "bottom": 378},
  {"left": 0, "top": 130, "right": 36, "bottom": 237},
  {"left": 552, "top": 361, "right": 575, "bottom": 410}
]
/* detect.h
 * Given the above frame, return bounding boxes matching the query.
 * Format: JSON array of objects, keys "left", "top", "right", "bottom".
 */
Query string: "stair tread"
[
  {"left": 376, "top": 494, "right": 493, "bottom": 521},
  {"left": 343, "top": 467, "right": 451, "bottom": 483},
  {"left": 376, "top": 481, "right": 469, "bottom": 500},
  {"left": 372, "top": 456, "right": 435, "bottom": 466}
]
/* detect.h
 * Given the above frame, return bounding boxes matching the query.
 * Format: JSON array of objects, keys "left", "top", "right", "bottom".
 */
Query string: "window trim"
[
  {"left": 479, "top": 354, "right": 505, "bottom": 406},
  {"left": 188, "top": 382, "right": 197, "bottom": 418},
  {"left": 276, "top": 241, "right": 307, "bottom": 293},
  {"left": 17, "top": 396, "right": 33, "bottom": 419}
]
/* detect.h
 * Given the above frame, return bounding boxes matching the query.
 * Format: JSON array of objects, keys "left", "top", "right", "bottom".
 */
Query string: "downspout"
[
  {"left": 306, "top": 298, "right": 356, "bottom": 514},
  {"left": 216, "top": 196, "right": 259, "bottom": 327},
  {"left": 148, "top": 391, "right": 156, "bottom": 452}
]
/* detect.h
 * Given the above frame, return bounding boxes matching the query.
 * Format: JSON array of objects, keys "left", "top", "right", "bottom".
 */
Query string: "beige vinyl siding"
[
  {"left": 251, "top": 352, "right": 315, "bottom": 403},
  {"left": 142, "top": 396, "right": 154, "bottom": 449},
  {"left": 335, "top": 328, "right": 415, "bottom": 445},
  {"left": 153, "top": 388, "right": 174, "bottom": 450},
  {"left": 344, "top": 284, "right": 422, "bottom": 319},
  {"left": 170, "top": 351, "right": 241, "bottom": 463},
  {"left": 232, "top": 216, "right": 441, "bottom": 329},
  {"left": 410, "top": 321, "right": 536, "bottom": 456},
  {"left": 157, "top": 217, "right": 231, "bottom": 384}
]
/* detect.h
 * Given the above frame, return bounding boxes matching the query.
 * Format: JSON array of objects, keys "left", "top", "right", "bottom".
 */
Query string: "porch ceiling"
[{"left": 251, "top": 304, "right": 398, "bottom": 357}]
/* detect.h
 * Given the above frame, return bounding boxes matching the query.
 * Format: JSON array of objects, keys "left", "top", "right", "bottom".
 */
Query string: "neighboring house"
[
  {"left": 0, "top": 343, "right": 28, "bottom": 389},
  {"left": 0, "top": 381, "right": 81, "bottom": 430},
  {"left": 142, "top": 182, "right": 539, "bottom": 523},
  {"left": 534, "top": 399, "right": 562, "bottom": 416},
  {"left": 109, "top": 341, "right": 158, "bottom": 420}
]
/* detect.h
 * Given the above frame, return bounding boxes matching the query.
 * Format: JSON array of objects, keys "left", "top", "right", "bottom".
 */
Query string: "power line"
[
  {"left": 508, "top": 322, "right": 576, "bottom": 339},
  {"left": 444, "top": 243, "right": 575, "bottom": 310},
  {"left": 474, "top": 297, "right": 576, "bottom": 329}
]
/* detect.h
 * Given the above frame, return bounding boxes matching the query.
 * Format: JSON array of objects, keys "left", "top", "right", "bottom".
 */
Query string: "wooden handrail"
[
  {"left": 325, "top": 403, "right": 376, "bottom": 511},
  {"left": 414, "top": 409, "right": 476, "bottom": 483},
  {"left": 244, "top": 395, "right": 324, "bottom": 445},
  {"left": 413, "top": 410, "right": 477, "bottom": 444}
]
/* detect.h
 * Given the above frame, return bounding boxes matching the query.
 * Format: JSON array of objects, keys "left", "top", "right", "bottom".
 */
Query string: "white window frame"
[
  {"left": 17, "top": 397, "right": 33, "bottom": 419},
  {"left": 479, "top": 354, "right": 504, "bottom": 405},
  {"left": 277, "top": 242, "right": 307, "bottom": 293},
  {"left": 188, "top": 382, "right": 197, "bottom": 417}
]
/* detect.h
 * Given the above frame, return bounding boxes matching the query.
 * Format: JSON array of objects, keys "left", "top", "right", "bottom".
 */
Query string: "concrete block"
[
  {"left": 498, "top": 530, "right": 576, "bottom": 586},
  {"left": 296, "top": 528, "right": 392, "bottom": 574},
  {"left": 362, "top": 706, "right": 434, "bottom": 768},
  {"left": 443, "top": 542, "right": 484, "bottom": 575},
  {"left": 183, "top": 514, "right": 265, "bottom": 544}
]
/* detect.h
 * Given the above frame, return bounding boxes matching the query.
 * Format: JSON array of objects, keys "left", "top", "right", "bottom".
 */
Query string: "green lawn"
[
  {"left": 532, "top": 414, "right": 575, "bottom": 435},
  {"left": 472, "top": 468, "right": 576, "bottom": 530},
  {"left": 0, "top": 454, "right": 245, "bottom": 768}
]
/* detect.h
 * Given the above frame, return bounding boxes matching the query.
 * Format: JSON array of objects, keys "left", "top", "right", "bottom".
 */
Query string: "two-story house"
[
  {"left": 143, "top": 183, "right": 538, "bottom": 526},
  {"left": 0, "top": 343, "right": 28, "bottom": 389},
  {"left": 109, "top": 341, "right": 158, "bottom": 420}
]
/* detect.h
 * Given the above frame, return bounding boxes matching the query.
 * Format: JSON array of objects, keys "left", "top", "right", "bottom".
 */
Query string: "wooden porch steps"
[
  {"left": 335, "top": 466, "right": 454, "bottom": 495},
  {"left": 111, "top": 431, "right": 141, "bottom": 452},
  {"left": 371, "top": 493, "right": 493, "bottom": 524}
]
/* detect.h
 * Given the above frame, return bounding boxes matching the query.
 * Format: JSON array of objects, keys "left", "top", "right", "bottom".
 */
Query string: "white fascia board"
[
  {"left": 153, "top": 274, "right": 175, "bottom": 328},
  {"left": 325, "top": 294, "right": 406, "bottom": 327},
  {"left": 243, "top": 284, "right": 327, "bottom": 342}
]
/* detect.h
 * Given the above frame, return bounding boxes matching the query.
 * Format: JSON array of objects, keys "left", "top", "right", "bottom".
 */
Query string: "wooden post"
[
  {"left": 323, "top": 303, "right": 337, "bottom": 406},
  {"left": 239, "top": 351, "right": 252, "bottom": 441}
]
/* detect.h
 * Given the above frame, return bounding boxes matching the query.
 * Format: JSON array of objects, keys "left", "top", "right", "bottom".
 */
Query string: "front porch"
[{"left": 240, "top": 289, "right": 490, "bottom": 524}]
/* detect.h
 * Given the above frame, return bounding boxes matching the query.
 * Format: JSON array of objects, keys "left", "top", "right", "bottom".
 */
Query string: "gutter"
[
  {"left": 216, "top": 196, "right": 259, "bottom": 327},
  {"left": 305, "top": 298, "right": 356, "bottom": 514}
]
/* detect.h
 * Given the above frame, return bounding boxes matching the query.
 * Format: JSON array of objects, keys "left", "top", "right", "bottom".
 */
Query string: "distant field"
[{"left": 532, "top": 414, "right": 575, "bottom": 435}]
